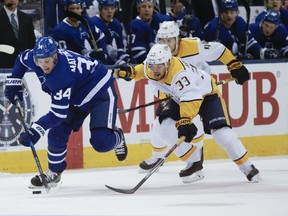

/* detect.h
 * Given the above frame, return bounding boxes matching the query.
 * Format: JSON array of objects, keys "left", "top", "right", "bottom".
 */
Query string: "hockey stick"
[
  {"left": 15, "top": 97, "right": 50, "bottom": 193},
  {"left": 118, "top": 76, "right": 235, "bottom": 114},
  {"left": 105, "top": 136, "right": 186, "bottom": 194},
  {"left": 118, "top": 97, "right": 170, "bottom": 114},
  {"left": 216, "top": 77, "right": 236, "bottom": 85},
  {"left": 240, "top": 0, "right": 250, "bottom": 56},
  {"left": 66, "top": 11, "right": 102, "bottom": 51},
  {"left": 0, "top": 45, "right": 15, "bottom": 54},
  {"left": 215, "top": 0, "right": 222, "bottom": 42}
]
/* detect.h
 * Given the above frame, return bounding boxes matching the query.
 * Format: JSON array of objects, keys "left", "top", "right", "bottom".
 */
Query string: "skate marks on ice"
[{"left": 0, "top": 156, "right": 287, "bottom": 216}]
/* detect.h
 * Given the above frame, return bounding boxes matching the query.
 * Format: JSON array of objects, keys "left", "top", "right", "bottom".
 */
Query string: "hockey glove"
[
  {"left": 89, "top": 49, "right": 107, "bottom": 64},
  {"left": 176, "top": 118, "right": 198, "bottom": 143},
  {"left": 113, "top": 64, "right": 136, "bottom": 81},
  {"left": 179, "top": 15, "right": 196, "bottom": 37},
  {"left": 115, "top": 54, "right": 131, "bottom": 67},
  {"left": 4, "top": 76, "right": 23, "bottom": 105},
  {"left": 19, "top": 123, "right": 45, "bottom": 146},
  {"left": 227, "top": 60, "right": 250, "bottom": 85},
  {"left": 260, "top": 48, "right": 280, "bottom": 60}
]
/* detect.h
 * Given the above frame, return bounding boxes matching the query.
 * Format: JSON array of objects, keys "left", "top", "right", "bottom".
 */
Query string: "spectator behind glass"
[
  {"left": 250, "top": 10, "right": 288, "bottom": 59},
  {"left": 203, "top": 0, "right": 262, "bottom": 60},
  {"left": 125, "top": 0, "right": 172, "bottom": 64},
  {"left": 167, "top": 0, "right": 203, "bottom": 39},
  {"left": 50, "top": 0, "right": 108, "bottom": 63},
  {"left": 255, "top": 0, "right": 288, "bottom": 30},
  {"left": 0, "top": 0, "right": 35, "bottom": 68}
]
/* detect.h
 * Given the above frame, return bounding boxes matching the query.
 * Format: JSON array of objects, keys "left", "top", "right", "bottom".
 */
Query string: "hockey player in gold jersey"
[{"left": 114, "top": 22, "right": 262, "bottom": 183}]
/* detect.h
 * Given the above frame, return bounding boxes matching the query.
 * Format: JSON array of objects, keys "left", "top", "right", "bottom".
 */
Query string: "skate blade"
[
  {"left": 250, "top": 174, "right": 264, "bottom": 183},
  {"left": 181, "top": 170, "right": 204, "bottom": 184},
  {"left": 29, "top": 181, "right": 62, "bottom": 194}
]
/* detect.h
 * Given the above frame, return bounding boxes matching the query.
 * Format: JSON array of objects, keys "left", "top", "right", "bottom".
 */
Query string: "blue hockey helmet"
[
  {"left": 97, "top": 0, "right": 119, "bottom": 10},
  {"left": 33, "top": 37, "right": 58, "bottom": 60},
  {"left": 262, "top": 10, "right": 280, "bottom": 25},
  {"left": 221, "top": 0, "right": 239, "bottom": 12},
  {"left": 60, "top": 0, "right": 85, "bottom": 7}
]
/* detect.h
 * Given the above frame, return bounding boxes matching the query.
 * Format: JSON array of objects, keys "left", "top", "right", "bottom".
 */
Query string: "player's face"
[
  {"left": 158, "top": 38, "right": 177, "bottom": 54},
  {"left": 221, "top": 10, "right": 238, "bottom": 28},
  {"left": 68, "top": 4, "right": 83, "bottom": 19},
  {"left": 138, "top": 2, "right": 154, "bottom": 22},
  {"left": 37, "top": 56, "right": 56, "bottom": 74},
  {"left": 100, "top": 6, "right": 116, "bottom": 23},
  {"left": 171, "top": 0, "right": 183, "bottom": 14},
  {"left": 267, "top": 0, "right": 282, "bottom": 11},
  {"left": 261, "top": 21, "right": 277, "bottom": 36},
  {"left": 148, "top": 63, "right": 168, "bottom": 81}
]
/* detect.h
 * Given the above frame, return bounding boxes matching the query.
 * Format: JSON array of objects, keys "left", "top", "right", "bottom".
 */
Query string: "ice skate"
[
  {"left": 28, "top": 170, "right": 62, "bottom": 189},
  {"left": 114, "top": 128, "right": 128, "bottom": 161},
  {"left": 139, "top": 158, "right": 162, "bottom": 173},
  {"left": 246, "top": 165, "right": 263, "bottom": 183},
  {"left": 179, "top": 160, "right": 204, "bottom": 183}
]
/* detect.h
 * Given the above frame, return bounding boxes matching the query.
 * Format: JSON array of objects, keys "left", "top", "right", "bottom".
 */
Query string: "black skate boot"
[
  {"left": 179, "top": 149, "right": 204, "bottom": 183},
  {"left": 114, "top": 128, "right": 128, "bottom": 161},
  {"left": 246, "top": 165, "right": 263, "bottom": 182},
  {"left": 139, "top": 158, "right": 162, "bottom": 173},
  {"left": 179, "top": 160, "right": 204, "bottom": 183},
  {"left": 30, "top": 170, "right": 62, "bottom": 188}
]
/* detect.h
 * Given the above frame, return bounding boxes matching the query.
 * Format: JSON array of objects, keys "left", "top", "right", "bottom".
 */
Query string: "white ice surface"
[{"left": 0, "top": 156, "right": 288, "bottom": 216}]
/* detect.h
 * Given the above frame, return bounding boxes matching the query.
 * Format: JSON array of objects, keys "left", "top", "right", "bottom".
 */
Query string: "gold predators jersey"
[
  {"left": 177, "top": 37, "right": 237, "bottom": 72},
  {"left": 134, "top": 56, "right": 219, "bottom": 120}
]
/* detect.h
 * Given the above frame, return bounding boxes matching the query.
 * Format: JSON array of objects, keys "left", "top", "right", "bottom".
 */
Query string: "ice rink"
[{"left": 0, "top": 156, "right": 288, "bottom": 216}]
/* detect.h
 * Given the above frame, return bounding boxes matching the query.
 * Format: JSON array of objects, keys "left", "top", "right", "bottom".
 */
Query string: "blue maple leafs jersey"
[
  {"left": 51, "top": 15, "right": 107, "bottom": 55},
  {"left": 125, "top": 13, "right": 172, "bottom": 63},
  {"left": 125, "top": 19, "right": 154, "bottom": 63},
  {"left": 12, "top": 49, "right": 114, "bottom": 131},
  {"left": 249, "top": 21, "right": 288, "bottom": 58},
  {"left": 203, "top": 16, "right": 262, "bottom": 59},
  {"left": 90, "top": 15, "right": 127, "bottom": 64}
]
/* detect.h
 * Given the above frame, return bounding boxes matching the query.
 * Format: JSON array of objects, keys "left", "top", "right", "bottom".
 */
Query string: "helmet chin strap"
[
  {"left": 172, "top": 37, "right": 179, "bottom": 56},
  {"left": 53, "top": 53, "right": 58, "bottom": 66}
]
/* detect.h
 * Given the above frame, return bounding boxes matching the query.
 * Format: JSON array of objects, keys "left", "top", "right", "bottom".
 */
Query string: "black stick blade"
[{"left": 105, "top": 184, "right": 136, "bottom": 194}]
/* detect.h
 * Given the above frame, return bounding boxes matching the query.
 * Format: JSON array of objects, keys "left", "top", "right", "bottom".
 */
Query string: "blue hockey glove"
[
  {"left": 176, "top": 118, "right": 198, "bottom": 143},
  {"left": 4, "top": 76, "right": 23, "bottom": 105},
  {"left": 19, "top": 123, "right": 45, "bottom": 146},
  {"left": 179, "top": 15, "right": 197, "bottom": 37},
  {"left": 227, "top": 60, "right": 250, "bottom": 85},
  {"left": 260, "top": 48, "right": 280, "bottom": 60},
  {"left": 113, "top": 64, "right": 136, "bottom": 81},
  {"left": 89, "top": 49, "right": 107, "bottom": 64}
]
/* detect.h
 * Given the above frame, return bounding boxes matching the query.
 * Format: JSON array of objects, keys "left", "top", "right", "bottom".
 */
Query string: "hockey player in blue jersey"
[
  {"left": 51, "top": 0, "right": 108, "bottom": 63},
  {"left": 203, "top": 0, "right": 262, "bottom": 60},
  {"left": 167, "top": 0, "right": 203, "bottom": 39},
  {"left": 125, "top": 0, "right": 173, "bottom": 63},
  {"left": 90, "top": 0, "right": 131, "bottom": 65},
  {"left": 250, "top": 10, "right": 288, "bottom": 59},
  {"left": 44, "top": 0, "right": 94, "bottom": 36},
  {"left": 255, "top": 0, "right": 288, "bottom": 30},
  {"left": 4, "top": 37, "right": 128, "bottom": 188}
]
